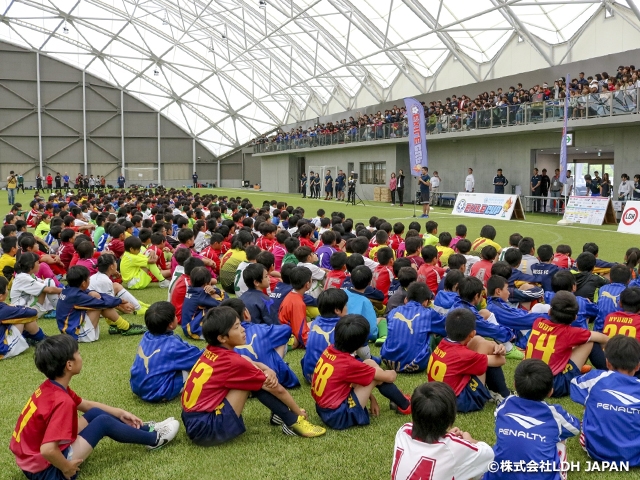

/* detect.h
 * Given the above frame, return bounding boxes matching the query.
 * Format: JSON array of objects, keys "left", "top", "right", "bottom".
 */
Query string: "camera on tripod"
[{"left": 351, "top": 172, "right": 358, "bottom": 180}]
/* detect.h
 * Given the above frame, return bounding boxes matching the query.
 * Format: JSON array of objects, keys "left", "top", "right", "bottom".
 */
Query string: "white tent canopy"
[{"left": 0, "top": 0, "right": 628, "bottom": 157}]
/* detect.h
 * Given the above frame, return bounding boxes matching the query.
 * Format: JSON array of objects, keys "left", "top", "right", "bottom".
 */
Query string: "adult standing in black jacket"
[
  {"left": 396, "top": 169, "right": 405, "bottom": 206},
  {"left": 493, "top": 169, "right": 508, "bottom": 194},
  {"left": 540, "top": 168, "right": 550, "bottom": 212}
]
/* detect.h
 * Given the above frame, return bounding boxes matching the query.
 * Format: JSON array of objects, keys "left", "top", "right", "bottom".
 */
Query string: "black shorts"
[{"left": 420, "top": 192, "right": 430, "bottom": 203}]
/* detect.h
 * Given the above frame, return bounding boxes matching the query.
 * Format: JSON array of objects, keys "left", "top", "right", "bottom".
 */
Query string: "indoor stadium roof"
[{"left": 0, "top": 0, "right": 632, "bottom": 157}]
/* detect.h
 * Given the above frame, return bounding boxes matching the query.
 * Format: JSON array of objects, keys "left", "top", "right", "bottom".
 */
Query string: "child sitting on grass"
[
  {"left": 10, "top": 335, "right": 179, "bottom": 480},
  {"left": 382, "top": 282, "right": 446, "bottom": 373},
  {"left": 324, "top": 251, "right": 347, "bottom": 290},
  {"left": 89, "top": 254, "right": 149, "bottom": 318},
  {"left": 130, "top": 301, "right": 203, "bottom": 402},
  {"left": 222, "top": 298, "right": 299, "bottom": 389},
  {"left": 241, "top": 263, "right": 279, "bottom": 325},
  {"left": 417, "top": 245, "right": 444, "bottom": 294},
  {"left": 10, "top": 253, "right": 62, "bottom": 317},
  {"left": 525, "top": 291, "right": 609, "bottom": 397},
  {"left": 121, "top": 236, "right": 170, "bottom": 290},
  {"left": 0, "top": 276, "right": 43, "bottom": 359},
  {"left": 312, "top": 314, "right": 412, "bottom": 430},
  {"left": 295, "top": 246, "right": 325, "bottom": 298},
  {"left": 279, "top": 266, "right": 313, "bottom": 349},
  {"left": 182, "top": 266, "right": 225, "bottom": 340},
  {"left": 487, "top": 359, "right": 580, "bottom": 479},
  {"left": 385, "top": 265, "right": 418, "bottom": 315},
  {"left": 270, "top": 263, "right": 319, "bottom": 319},
  {"left": 181, "top": 306, "right": 325, "bottom": 445},
  {"left": 436, "top": 232, "right": 455, "bottom": 267},
  {"left": 428, "top": 308, "right": 509, "bottom": 411},
  {"left": 56, "top": 265, "right": 143, "bottom": 341},
  {"left": 301, "top": 288, "right": 348, "bottom": 382},
  {"left": 344, "top": 266, "right": 381, "bottom": 345},
  {"left": 571, "top": 335, "right": 640, "bottom": 466},
  {"left": 392, "top": 382, "right": 494, "bottom": 479}
]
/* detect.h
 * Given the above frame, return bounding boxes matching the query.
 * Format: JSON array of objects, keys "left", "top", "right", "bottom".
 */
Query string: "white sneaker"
[
  {"left": 390, "top": 203, "right": 395, "bottom": 206},
  {"left": 148, "top": 418, "right": 180, "bottom": 449},
  {"left": 144, "top": 417, "right": 175, "bottom": 429},
  {"left": 489, "top": 391, "right": 505, "bottom": 406},
  {"left": 158, "top": 279, "right": 171, "bottom": 288}
]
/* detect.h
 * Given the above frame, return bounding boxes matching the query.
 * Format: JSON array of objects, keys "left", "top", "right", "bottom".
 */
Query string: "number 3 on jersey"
[
  {"left": 311, "top": 358, "right": 334, "bottom": 397},
  {"left": 182, "top": 362, "right": 214, "bottom": 409}
]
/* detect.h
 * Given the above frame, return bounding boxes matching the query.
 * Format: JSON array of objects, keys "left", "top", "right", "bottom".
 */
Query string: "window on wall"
[{"left": 360, "top": 162, "right": 386, "bottom": 184}]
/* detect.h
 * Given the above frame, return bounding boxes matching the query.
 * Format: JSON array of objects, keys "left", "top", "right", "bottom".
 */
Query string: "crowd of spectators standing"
[{"left": 252, "top": 64, "right": 640, "bottom": 152}]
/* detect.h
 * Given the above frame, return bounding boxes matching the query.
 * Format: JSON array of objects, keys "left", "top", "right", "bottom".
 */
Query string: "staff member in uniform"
[
  {"left": 493, "top": 169, "right": 508, "bottom": 194},
  {"left": 465, "top": 168, "right": 475, "bottom": 193},
  {"left": 396, "top": 169, "right": 405, "bottom": 207}
]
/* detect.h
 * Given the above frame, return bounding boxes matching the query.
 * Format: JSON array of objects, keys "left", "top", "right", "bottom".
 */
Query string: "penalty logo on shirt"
[
  {"left": 504, "top": 413, "right": 545, "bottom": 429},
  {"left": 603, "top": 389, "right": 640, "bottom": 406}
]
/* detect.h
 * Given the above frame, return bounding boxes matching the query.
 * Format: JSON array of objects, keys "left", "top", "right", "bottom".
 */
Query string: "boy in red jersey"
[
  {"left": 279, "top": 267, "right": 312, "bottom": 348},
  {"left": 181, "top": 306, "right": 325, "bottom": 445},
  {"left": 298, "top": 224, "right": 316, "bottom": 251},
  {"left": 255, "top": 222, "right": 276, "bottom": 252},
  {"left": 428, "top": 308, "right": 508, "bottom": 412},
  {"left": 200, "top": 232, "right": 225, "bottom": 275},
  {"left": 391, "top": 382, "right": 493, "bottom": 480},
  {"left": 324, "top": 252, "right": 347, "bottom": 290},
  {"left": 372, "top": 247, "right": 395, "bottom": 302},
  {"left": 146, "top": 232, "right": 170, "bottom": 276},
  {"left": 388, "top": 222, "right": 404, "bottom": 252},
  {"left": 10, "top": 335, "right": 179, "bottom": 479},
  {"left": 525, "top": 291, "right": 609, "bottom": 397},
  {"left": 417, "top": 245, "right": 445, "bottom": 294},
  {"left": 470, "top": 245, "right": 497, "bottom": 288},
  {"left": 312, "top": 314, "right": 411, "bottom": 430}
]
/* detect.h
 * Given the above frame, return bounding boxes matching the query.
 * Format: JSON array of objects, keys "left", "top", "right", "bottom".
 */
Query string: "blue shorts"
[
  {"left": 23, "top": 448, "right": 75, "bottom": 480},
  {"left": 181, "top": 401, "right": 245, "bottom": 446},
  {"left": 382, "top": 356, "right": 429, "bottom": 373},
  {"left": 316, "top": 390, "right": 370, "bottom": 430},
  {"left": 456, "top": 376, "right": 491, "bottom": 413},
  {"left": 551, "top": 360, "right": 580, "bottom": 398}
]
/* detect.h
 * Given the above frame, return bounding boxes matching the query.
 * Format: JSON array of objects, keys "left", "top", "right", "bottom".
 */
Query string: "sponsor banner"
[
  {"left": 451, "top": 193, "right": 525, "bottom": 221},
  {"left": 403, "top": 97, "right": 427, "bottom": 176},
  {"left": 561, "top": 196, "right": 617, "bottom": 225},
  {"left": 618, "top": 201, "right": 640, "bottom": 234}
]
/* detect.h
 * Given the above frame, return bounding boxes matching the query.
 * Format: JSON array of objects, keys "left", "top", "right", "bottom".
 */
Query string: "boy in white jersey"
[
  {"left": 392, "top": 382, "right": 493, "bottom": 480},
  {"left": 89, "top": 254, "right": 148, "bottom": 317}
]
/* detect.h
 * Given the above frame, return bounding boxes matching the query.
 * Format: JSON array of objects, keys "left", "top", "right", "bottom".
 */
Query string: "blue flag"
[{"left": 404, "top": 97, "right": 428, "bottom": 177}]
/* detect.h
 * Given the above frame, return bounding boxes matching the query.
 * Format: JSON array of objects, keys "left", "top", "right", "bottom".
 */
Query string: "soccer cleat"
[
  {"left": 281, "top": 416, "right": 326, "bottom": 437},
  {"left": 148, "top": 419, "right": 180, "bottom": 449},
  {"left": 395, "top": 394, "right": 412, "bottom": 415},
  {"left": 269, "top": 413, "right": 284, "bottom": 426},
  {"left": 489, "top": 391, "right": 505, "bottom": 405},
  {"left": 108, "top": 325, "right": 120, "bottom": 335},
  {"left": 134, "top": 301, "right": 150, "bottom": 317},
  {"left": 158, "top": 279, "right": 171, "bottom": 288},
  {"left": 505, "top": 347, "right": 525, "bottom": 360},
  {"left": 43, "top": 310, "right": 56, "bottom": 319},
  {"left": 374, "top": 336, "right": 386, "bottom": 347},
  {"left": 119, "top": 323, "right": 147, "bottom": 336},
  {"left": 144, "top": 417, "right": 175, "bottom": 429},
  {"left": 580, "top": 364, "right": 592, "bottom": 374}
]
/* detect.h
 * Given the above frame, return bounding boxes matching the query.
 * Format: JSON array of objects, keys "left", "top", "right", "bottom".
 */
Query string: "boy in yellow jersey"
[
  {"left": 0, "top": 236, "right": 18, "bottom": 289},
  {"left": 120, "top": 236, "right": 170, "bottom": 290},
  {"left": 471, "top": 225, "right": 502, "bottom": 253}
]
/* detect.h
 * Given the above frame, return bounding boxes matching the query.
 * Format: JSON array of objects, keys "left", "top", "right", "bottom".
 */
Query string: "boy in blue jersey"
[
  {"left": 382, "top": 282, "right": 446, "bottom": 373},
  {"left": 301, "top": 288, "right": 348, "bottom": 382},
  {"left": 503, "top": 249, "right": 546, "bottom": 299},
  {"left": 385, "top": 262, "right": 417, "bottom": 314},
  {"left": 222, "top": 298, "right": 299, "bottom": 389},
  {"left": 182, "top": 266, "right": 225, "bottom": 339},
  {"left": 486, "top": 359, "right": 580, "bottom": 480},
  {"left": 241, "top": 263, "right": 279, "bottom": 325},
  {"left": 342, "top": 253, "right": 385, "bottom": 310},
  {"left": 315, "top": 231, "right": 337, "bottom": 270},
  {"left": 451, "top": 276, "right": 521, "bottom": 360},
  {"left": 130, "top": 301, "right": 202, "bottom": 402},
  {"left": 583, "top": 242, "right": 617, "bottom": 276},
  {"left": 487, "top": 275, "right": 542, "bottom": 349},
  {"left": 541, "top": 271, "right": 597, "bottom": 330},
  {"left": 571, "top": 335, "right": 640, "bottom": 466},
  {"left": 344, "top": 265, "right": 379, "bottom": 343},
  {"left": 594, "top": 264, "right": 630, "bottom": 332},
  {"left": 433, "top": 270, "right": 463, "bottom": 315},
  {"left": 530, "top": 244, "right": 561, "bottom": 292},
  {"left": 269, "top": 263, "right": 319, "bottom": 319},
  {"left": 57, "top": 265, "right": 144, "bottom": 342},
  {"left": 0, "top": 276, "right": 44, "bottom": 359},
  {"left": 385, "top": 257, "right": 411, "bottom": 303}
]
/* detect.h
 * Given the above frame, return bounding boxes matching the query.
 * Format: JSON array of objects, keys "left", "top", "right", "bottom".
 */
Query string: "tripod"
[{"left": 347, "top": 182, "right": 366, "bottom": 206}]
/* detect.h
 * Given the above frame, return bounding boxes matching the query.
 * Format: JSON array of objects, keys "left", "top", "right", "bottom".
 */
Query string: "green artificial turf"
[{"left": 1, "top": 188, "right": 638, "bottom": 480}]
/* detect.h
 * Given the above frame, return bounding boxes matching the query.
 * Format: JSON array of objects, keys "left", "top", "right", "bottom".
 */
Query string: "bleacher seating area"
[{"left": 253, "top": 64, "right": 640, "bottom": 153}]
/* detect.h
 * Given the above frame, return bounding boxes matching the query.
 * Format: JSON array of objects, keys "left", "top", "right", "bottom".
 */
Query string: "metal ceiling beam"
[
  {"left": 401, "top": 0, "right": 481, "bottom": 83},
  {"left": 624, "top": 0, "right": 640, "bottom": 24}
]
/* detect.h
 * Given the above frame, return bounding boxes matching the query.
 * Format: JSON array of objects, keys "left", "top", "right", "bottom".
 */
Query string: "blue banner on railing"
[
  {"left": 404, "top": 97, "right": 427, "bottom": 177},
  {"left": 559, "top": 74, "right": 570, "bottom": 183}
]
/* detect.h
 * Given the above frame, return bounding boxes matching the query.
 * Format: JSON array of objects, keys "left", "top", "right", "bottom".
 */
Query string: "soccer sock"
[
  {"left": 79, "top": 408, "right": 157, "bottom": 448},
  {"left": 486, "top": 366, "right": 510, "bottom": 398},
  {"left": 105, "top": 316, "right": 130, "bottom": 330},
  {"left": 252, "top": 389, "right": 298, "bottom": 426},
  {"left": 377, "top": 319, "right": 388, "bottom": 338},
  {"left": 117, "top": 290, "right": 141, "bottom": 310},
  {"left": 503, "top": 341, "right": 514, "bottom": 353},
  {"left": 377, "top": 383, "right": 409, "bottom": 410},
  {"left": 23, "top": 328, "right": 46, "bottom": 342},
  {"left": 355, "top": 345, "right": 371, "bottom": 360},
  {"left": 589, "top": 342, "right": 607, "bottom": 370}
]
